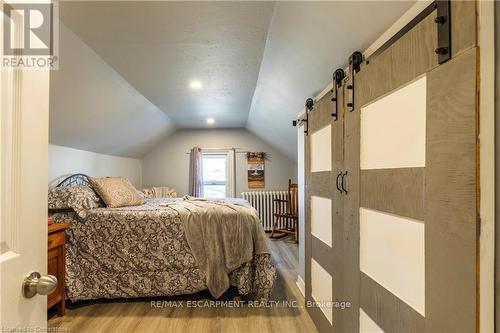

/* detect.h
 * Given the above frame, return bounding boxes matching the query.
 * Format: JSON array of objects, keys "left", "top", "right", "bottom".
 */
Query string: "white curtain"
[{"left": 189, "top": 147, "right": 203, "bottom": 197}]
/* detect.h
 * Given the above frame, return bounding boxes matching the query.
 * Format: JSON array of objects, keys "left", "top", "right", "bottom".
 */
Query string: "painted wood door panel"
[
  {"left": 424, "top": 47, "right": 477, "bottom": 333},
  {"left": 359, "top": 308, "right": 385, "bottom": 333},
  {"left": 343, "top": 71, "right": 361, "bottom": 332},
  {"left": 311, "top": 125, "right": 332, "bottom": 173},
  {"left": 360, "top": 208, "right": 425, "bottom": 316},
  {"left": 311, "top": 195, "right": 332, "bottom": 247},
  {"left": 305, "top": 92, "right": 336, "bottom": 332},
  {"left": 330, "top": 84, "right": 345, "bottom": 333},
  {"left": 360, "top": 272, "right": 424, "bottom": 333},
  {"left": 305, "top": 2, "right": 477, "bottom": 332},
  {"left": 353, "top": 3, "right": 477, "bottom": 333},
  {"left": 451, "top": 1, "right": 477, "bottom": 57},
  {"left": 360, "top": 168, "right": 424, "bottom": 220},
  {"left": 360, "top": 76, "right": 427, "bottom": 170},
  {"left": 311, "top": 258, "right": 333, "bottom": 324}
]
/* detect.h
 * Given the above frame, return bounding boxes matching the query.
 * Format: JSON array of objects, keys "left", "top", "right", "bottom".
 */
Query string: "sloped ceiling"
[
  {"left": 247, "top": 1, "right": 414, "bottom": 160},
  {"left": 57, "top": 1, "right": 274, "bottom": 128},
  {"left": 50, "top": 23, "right": 175, "bottom": 157},
  {"left": 51, "top": 1, "right": 415, "bottom": 159}
]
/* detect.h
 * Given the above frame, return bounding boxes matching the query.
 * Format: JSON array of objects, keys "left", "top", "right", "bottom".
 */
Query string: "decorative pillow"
[
  {"left": 141, "top": 187, "right": 177, "bottom": 198},
  {"left": 90, "top": 177, "right": 145, "bottom": 208},
  {"left": 141, "top": 188, "right": 154, "bottom": 198},
  {"left": 48, "top": 185, "right": 103, "bottom": 219}
]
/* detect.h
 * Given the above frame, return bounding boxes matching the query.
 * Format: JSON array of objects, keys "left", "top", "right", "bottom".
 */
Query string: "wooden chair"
[{"left": 271, "top": 179, "right": 298, "bottom": 242}]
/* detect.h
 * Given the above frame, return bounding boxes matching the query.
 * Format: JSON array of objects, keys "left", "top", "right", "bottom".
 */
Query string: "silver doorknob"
[{"left": 22, "top": 272, "right": 58, "bottom": 298}]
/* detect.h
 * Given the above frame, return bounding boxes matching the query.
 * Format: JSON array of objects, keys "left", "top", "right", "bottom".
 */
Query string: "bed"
[{"left": 48, "top": 174, "right": 276, "bottom": 302}]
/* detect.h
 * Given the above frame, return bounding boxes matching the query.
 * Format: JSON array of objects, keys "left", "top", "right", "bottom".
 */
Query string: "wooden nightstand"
[{"left": 48, "top": 223, "right": 70, "bottom": 317}]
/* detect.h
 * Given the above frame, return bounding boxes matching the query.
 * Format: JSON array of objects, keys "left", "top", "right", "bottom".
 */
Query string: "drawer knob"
[{"left": 22, "top": 272, "right": 58, "bottom": 298}]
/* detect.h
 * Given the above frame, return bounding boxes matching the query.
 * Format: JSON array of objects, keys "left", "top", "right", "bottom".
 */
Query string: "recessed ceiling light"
[
  {"left": 206, "top": 118, "right": 215, "bottom": 125},
  {"left": 189, "top": 80, "right": 203, "bottom": 90}
]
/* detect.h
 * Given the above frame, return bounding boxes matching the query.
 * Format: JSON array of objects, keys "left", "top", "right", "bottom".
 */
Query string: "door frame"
[
  {"left": 478, "top": 1, "right": 496, "bottom": 331},
  {"left": 297, "top": 121, "right": 306, "bottom": 296},
  {"left": 494, "top": 0, "right": 499, "bottom": 330}
]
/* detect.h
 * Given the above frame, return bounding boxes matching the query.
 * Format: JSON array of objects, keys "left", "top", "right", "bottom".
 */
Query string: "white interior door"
[{"left": 1, "top": 4, "right": 50, "bottom": 329}]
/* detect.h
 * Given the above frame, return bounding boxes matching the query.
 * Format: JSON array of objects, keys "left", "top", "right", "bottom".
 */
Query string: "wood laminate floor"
[{"left": 48, "top": 237, "right": 317, "bottom": 333}]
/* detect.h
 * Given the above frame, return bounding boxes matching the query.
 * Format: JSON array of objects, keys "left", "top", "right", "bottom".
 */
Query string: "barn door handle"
[
  {"left": 335, "top": 172, "right": 342, "bottom": 193},
  {"left": 341, "top": 171, "right": 348, "bottom": 194}
]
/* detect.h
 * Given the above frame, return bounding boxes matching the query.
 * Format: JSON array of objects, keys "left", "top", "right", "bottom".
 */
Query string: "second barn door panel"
[{"left": 305, "top": 78, "right": 346, "bottom": 332}]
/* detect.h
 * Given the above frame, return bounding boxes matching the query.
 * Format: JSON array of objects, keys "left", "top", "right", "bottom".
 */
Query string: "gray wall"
[
  {"left": 48, "top": 145, "right": 143, "bottom": 188},
  {"left": 142, "top": 129, "right": 297, "bottom": 196},
  {"left": 50, "top": 23, "right": 174, "bottom": 158}
]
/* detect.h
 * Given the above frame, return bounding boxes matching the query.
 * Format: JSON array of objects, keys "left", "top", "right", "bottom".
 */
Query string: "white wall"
[
  {"left": 142, "top": 129, "right": 297, "bottom": 196},
  {"left": 48, "top": 145, "right": 143, "bottom": 188},
  {"left": 297, "top": 124, "right": 305, "bottom": 295},
  {"left": 494, "top": 0, "right": 499, "bottom": 328}
]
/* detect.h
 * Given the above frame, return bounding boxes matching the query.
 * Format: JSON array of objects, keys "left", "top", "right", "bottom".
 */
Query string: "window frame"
[{"left": 201, "top": 149, "right": 235, "bottom": 198}]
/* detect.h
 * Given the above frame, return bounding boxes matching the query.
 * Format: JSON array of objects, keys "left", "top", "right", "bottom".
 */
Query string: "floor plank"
[{"left": 48, "top": 238, "right": 317, "bottom": 333}]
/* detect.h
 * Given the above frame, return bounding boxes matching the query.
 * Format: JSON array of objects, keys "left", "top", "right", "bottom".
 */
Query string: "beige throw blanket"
[{"left": 163, "top": 197, "right": 270, "bottom": 298}]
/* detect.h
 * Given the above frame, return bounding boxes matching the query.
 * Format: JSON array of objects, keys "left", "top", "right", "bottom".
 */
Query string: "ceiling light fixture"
[
  {"left": 189, "top": 80, "right": 203, "bottom": 90},
  {"left": 206, "top": 118, "right": 215, "bottom": 125}
]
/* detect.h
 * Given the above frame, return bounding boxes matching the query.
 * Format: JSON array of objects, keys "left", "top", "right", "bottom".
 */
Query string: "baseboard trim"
[{"left": 296, "top": 275, "right": 305, "bottom": 297}]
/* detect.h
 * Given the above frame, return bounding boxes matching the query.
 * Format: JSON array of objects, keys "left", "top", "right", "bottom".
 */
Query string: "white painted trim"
[
  {"left": 201, "top": 148, "right": 236, "bottom": 198},
  {"left": 297, "top": 0, "right": 435, "bottom": 118},
  {"left": 478, "top": 1, "right": 495, "bottom": 332},
  {"left": 296, "top": 275, "right": 305, "bottom": 297},
  {"left": 297, "top": 123, "right": 306, "bottom": 288},
  {"left": 0, "top": 12, "right": 22, "bottom": 255}
]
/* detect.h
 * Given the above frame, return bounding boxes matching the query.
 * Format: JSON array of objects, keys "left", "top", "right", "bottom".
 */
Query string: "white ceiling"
[
  {"left": 50, "top": 22, "right": 175, "bottom": 157},
  {"left": 247, "top": 1, "right": 415, "bottom": 159},
  {"left": 51, "top": 1, "right": 415, "bottom": 159},
  {"left": 58, "top": 1, "right": 274, "bottom": 128}
]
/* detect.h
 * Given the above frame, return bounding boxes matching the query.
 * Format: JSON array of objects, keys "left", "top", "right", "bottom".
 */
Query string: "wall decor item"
[{"left": 246, "top": 152, "right": 266, "bottom": 189}]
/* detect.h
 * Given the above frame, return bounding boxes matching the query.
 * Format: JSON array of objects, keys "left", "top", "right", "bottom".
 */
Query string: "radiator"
[{"left": 241, "top": 191, "right": 288, "bottom": 231}]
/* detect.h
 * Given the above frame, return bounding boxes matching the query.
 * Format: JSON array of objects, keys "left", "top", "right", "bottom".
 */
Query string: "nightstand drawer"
[
  {"left": 48, "top": 232, "right": 64, "bottom": 250},
  {"left": 47, "top": 222, "right": 70, "bottom": 317},
  {"left": 47, "top": 254, "right": 59, "bottom": 302}
]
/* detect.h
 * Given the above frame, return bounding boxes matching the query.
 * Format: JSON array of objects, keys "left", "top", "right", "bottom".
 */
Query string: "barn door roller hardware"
[
  {"left": 434, "top": 0, "right": 451, "bottom": 64},
  {"left": 346, "top": 51, "right": 363, "bottom": 112},
  {"left": 330, "top": 68, "right": 345, "bottom": 121},
  {"left": 292, "top": 98, "right": 314, "bottom": 136},
  {"left": 368, "top": 0, "right": 451, "bottom": 64}
]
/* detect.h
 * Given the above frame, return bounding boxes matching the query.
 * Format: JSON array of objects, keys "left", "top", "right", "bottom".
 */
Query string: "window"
[{"left": 201, "top": 150, "right": 235, "bottom": 198}]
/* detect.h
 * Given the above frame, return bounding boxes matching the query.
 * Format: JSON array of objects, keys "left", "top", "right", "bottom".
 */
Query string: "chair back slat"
[
  {"left": 271, "top": 179, "right": 299, "bottom": 242},
  {"left": 287, "top": 179, "right": 298, "bottom": 215}
]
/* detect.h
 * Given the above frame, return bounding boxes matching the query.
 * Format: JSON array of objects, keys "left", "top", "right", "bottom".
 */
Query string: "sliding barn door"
[
  {"left": 351, "top": 2, "right": 478, "bottom": 332},
  {"left": 305, "top": 2, "right": 478, "bottom": 332},
  {"left": 305, "top": 80, "right": 346, "bottom": 331}
]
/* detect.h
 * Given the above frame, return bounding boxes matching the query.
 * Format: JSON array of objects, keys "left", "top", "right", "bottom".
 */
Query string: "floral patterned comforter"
[{"left": 51, "top": 198, "right": 276, "bottom": 302}]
